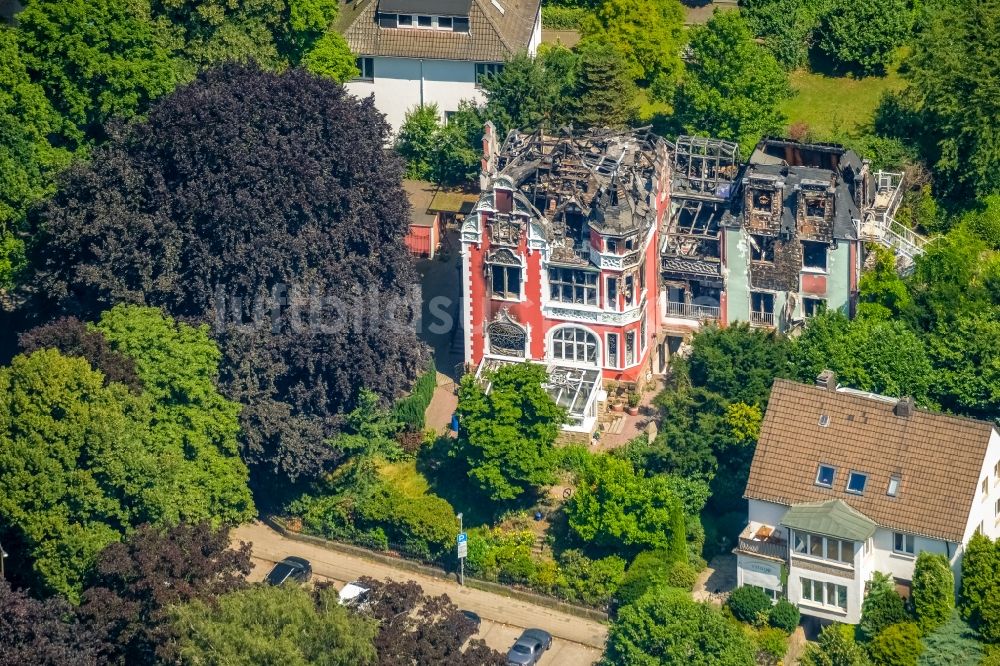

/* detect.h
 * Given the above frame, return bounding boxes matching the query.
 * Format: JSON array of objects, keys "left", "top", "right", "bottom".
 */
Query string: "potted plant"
[
  {"left": 626, "top": 392, "right": 641, "bottom": 416},
  {"left": 611, "top": 398, "right": 625, "bottom": 413}
]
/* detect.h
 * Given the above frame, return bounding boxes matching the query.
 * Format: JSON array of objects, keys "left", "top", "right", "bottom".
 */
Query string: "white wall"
[
  {"left": 527, "top": 8, "right": 542, "bottom": 55},
  {"left": 344, "top": 57, "right": 486, "bottom": 136},
  {"left": 961, "top": 429, "right": 1000, "bottom": 543},
  {"left": 866, "top": 528, "right": 953, "bottom": 585}
]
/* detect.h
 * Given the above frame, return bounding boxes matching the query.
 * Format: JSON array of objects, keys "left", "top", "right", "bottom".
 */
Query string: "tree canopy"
[
  {"left": 79, "top": 523, "right": 252, "bottom": 665},
  {"left": 604, "top": 586, "right": 756, "bottom": 665},
  {"left": 673, "top": 11, "right": 791, "bottom": 154},
  {"left": 170, "top": 583, "right": 379, "bottom": 666},
  {"left": 0, "top": 306, "right": 253, "bottom": 599},
  {"left": 903, "top": 0, "right": 1000, "bottom": 202},
  {"left": 0, "top": 580, "right": 107, "bottom": 666},
  {"left": 566, "top": 455, "right": 687, "bottom": 556},
  {"left": 817, "top": 0, "right": 912, "bottom": 75},
  {"left": 28, "top": 64, "right": 428, "bottom": 488},
  {"left": 454, "top": 362, "right": 565, "bottom": 501}
]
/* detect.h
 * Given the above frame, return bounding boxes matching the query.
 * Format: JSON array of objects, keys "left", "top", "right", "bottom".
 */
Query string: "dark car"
[
  {"left": 461, "top": 610, "right": 482, "bottom": 632},
  {"left": 264, "top": 556, "right": 312, "bottom": 585},
  {"left": 506, "top": 628, "right": 552, "bottom": 665}
]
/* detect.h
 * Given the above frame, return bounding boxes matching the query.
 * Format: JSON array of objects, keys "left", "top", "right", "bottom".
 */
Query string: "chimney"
[
  {"left": 815, "top": 369, "right": 837, "bottom": 391},
  {"left": 894, "top": 396, "right": 915, "bottom": 418}
]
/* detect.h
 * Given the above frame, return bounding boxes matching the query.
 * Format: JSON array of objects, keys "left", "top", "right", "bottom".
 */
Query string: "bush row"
[{"left": 393, "top": 362, "right": 437, "bottom": 431}]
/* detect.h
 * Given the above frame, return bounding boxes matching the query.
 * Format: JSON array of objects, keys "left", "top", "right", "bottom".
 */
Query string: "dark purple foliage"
[
  {"left": 18, "top": 316, "right": 142, "bottom": 390},
  {"left": 28, "top": 64, "right": 428, "bottom": 485},
  {"left": 0, "top": 581, "right": 106, "bottom": 666}
]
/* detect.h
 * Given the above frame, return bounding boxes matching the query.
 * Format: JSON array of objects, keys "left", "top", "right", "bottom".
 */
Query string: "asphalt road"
[{"left": 235, "top": 522, "right": 605, "bottom": 665}]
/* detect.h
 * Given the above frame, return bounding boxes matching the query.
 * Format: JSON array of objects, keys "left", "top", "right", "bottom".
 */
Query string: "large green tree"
[
  {"left": 960, "top": 532, "right": 1000, "bottom": 637},
  {"left": 904, "top": 0, "right": 1000, "bottom": 202},
  {"left": 791, "top": 310, "right": 934, "bottom": 405},
  {"left": 95, "top": 305, "right": 255, "bottom": 526},
  {"left": 15, "top": 0, "right": 184, "bottom": 144},
  {"left": 454, "top": 362, "right": 565, "bottom": 501},
  {"left": 741, "top": 0, "right": 828, "bottom": 69},
  {"left": 581, "top": 0, "right": 685, "bottom": 91},
  {"left": 566, "top": 455, "right": 687, "bottom": 555},
  {"left": 859, "top": 572, "right": 909, "bottom": 642},
  {"left": 817, "top": 0, "right": 911, "bottom": 75},
  {"left": 170, "top": 583, "right": 378, "bottom": 666},
  {"left": 0, "top": 350, "right": 153, "bottom": 598},
  {"left": 673, "top": 11, "right": 790, "bottom": 154},
  {"left": 571, "top": 39, "right": 637, "bottom": 128},
  {"left": 801, "top": 624, "right": 872, "bottom": 666},
  {"left": 604, "top": 586, "right": 755, "bottom": 666},
  {"left": 480, "top": 51, "right": 573, "bottom": 134},
  {"left": 0, "top": 30, "right": 72, "bottom": 290}
]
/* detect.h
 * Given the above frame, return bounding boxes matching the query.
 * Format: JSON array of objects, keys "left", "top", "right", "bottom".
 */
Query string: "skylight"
[
  {"left": 887, "top": 475, "right": 901, "bottom": 497},
  {"left": 815, "top": 464, "right": 836, "bottom": 488},
  {"left": 846, "top": 471, "right": 868, "bottom": 494},
  {"left": 818, "top": 414, "right": 830, "bottom": 427}
]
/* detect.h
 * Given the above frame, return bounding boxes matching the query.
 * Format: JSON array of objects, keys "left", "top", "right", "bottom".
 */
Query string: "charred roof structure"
[
  {"left": 660, "top": 136, "right": 741, "bottom": 320},
  {"left": 484, "top": 127, "right": 668, "bottom": 265}
]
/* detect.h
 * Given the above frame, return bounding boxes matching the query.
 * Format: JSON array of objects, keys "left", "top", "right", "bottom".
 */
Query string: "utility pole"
[
  {"left": 457, "top": 512, "right": 465, "bottom": 586},
  {"left": 0, "top": 541, "right": 7, "bottom": 580}
]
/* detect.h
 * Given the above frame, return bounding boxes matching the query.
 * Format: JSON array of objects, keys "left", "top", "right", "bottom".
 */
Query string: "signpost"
[{"left": 457, "top": 512, "right": 466, "bottom": 586}]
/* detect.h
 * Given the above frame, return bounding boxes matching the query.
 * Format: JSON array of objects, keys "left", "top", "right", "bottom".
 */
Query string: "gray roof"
[
  {"left": 781, "top": 499, "right": 877, "bottom": 542},
  {"left": 339, "top": 0, "right": 539, "bottom": 62}
]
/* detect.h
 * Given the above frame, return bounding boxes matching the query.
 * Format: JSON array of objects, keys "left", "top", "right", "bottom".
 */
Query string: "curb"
[{"left": 262, "top": 516, "right": 609, "bottom": 624}]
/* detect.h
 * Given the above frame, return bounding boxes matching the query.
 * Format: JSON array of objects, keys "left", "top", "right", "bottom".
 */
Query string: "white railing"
[
  {"left": 750, "top": 311, "right": 775, "bottom": 328},
  {"left": 664, "top": 300, "right": 721, "bottom": 321}
]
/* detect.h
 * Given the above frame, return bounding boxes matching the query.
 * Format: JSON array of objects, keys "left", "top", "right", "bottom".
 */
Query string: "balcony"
[
  {"left": 594, "top": 250, "right": 643, "bottom": 270},
  {"left": 737, "top": 522, "right": 787, "bottom": 561},
  {"left": 664, "top": 300, "right": 720, "bottom": 321},
  {"left": 749, "top": 311, "right": 775, "bottom": 328}
]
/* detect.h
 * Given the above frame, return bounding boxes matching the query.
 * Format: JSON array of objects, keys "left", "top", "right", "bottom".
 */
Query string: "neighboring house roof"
[
  {"left": 745, "top": 377, "right": 998, "bottom": 543},
  {"left": 429, "top": 188, "right": 479, "bottom": 215},
  {"left": 404, "top": 179, "right": 439, "bottom": 227},
  {"left": 338, "top": 0, "right": 540, "bottom": 62},
  {"left": 781, "top": 499, "right": 877, "bottom": 542}
]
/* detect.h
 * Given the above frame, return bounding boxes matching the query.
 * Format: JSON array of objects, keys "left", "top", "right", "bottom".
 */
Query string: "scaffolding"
[{"left": 671, "top": 135, "right": 741, "bottom": 200}]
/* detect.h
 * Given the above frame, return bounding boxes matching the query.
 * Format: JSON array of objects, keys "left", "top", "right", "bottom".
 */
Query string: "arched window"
[
  {"left": 487, "top": 317, "right": 526, "bottom": 357},
  {"left": 550, "top": 327, "right": 598, "bottom": 365}
]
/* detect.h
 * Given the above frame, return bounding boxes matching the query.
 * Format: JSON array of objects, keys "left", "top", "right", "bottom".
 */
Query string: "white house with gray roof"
[
  {"left": 736, "top": 372, "right": 1000, "bottom": 624},
  {"left": 338, "top": 0, "right": 541, "bottom": 134}
]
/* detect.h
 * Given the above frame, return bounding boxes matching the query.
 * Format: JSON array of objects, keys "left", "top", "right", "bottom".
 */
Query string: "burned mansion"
[{"left": 459, "top": 124, "right": 921, "bottom": 432}]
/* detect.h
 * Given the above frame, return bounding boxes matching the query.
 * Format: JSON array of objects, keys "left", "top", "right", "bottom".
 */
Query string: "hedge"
[{"left": 393, "top": 361, "right": 437, "bottom": 430}]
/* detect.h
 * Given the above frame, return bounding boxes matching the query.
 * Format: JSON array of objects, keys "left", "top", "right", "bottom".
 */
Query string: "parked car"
[
  {"left": 461, "top": 610, "right": 482, "bottom": 632},
  {"left": 338, "top": 581, "right": 371, "bottom": 608},
  {"left": 506, "top": 628, "right": 552, "bottom": 665},
  {"left": 264, "top": 556, "right": 312, "bottom": 585}
]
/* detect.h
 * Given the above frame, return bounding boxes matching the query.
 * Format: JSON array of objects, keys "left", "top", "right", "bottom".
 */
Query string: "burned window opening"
[
  {"left": 750, "top": 234, "right": 775, "bottom": 263},
  {"left": 752, "top": 190, "right": 772, "bottom": 211},
  {"left": 805, "top": 197, "right": 826, "bottom": 218},
  {"left": 802, "top": 241, "right": 828, "bottom": 271},
  {"left": 803, "top": 298, "right": 826, "bottom": 318}
]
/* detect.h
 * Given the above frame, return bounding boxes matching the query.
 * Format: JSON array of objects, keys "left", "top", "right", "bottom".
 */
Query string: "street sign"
[
  {"left": 457, "top": 532, "right": 467, "bottom": 559},
  {"left": 457, "top": 532, "right": 467, "bottom": 543}
]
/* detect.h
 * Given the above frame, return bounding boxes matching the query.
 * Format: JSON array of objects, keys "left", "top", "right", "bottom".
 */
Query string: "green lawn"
[
  {"left": 779, "top": 60, "right": 907, "bottom": 140},
  {"left": 379, "top": 460, "right": 430, "bottom": 498}
]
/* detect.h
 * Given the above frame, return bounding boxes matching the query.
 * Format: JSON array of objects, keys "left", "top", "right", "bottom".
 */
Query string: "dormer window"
[
  {"left": 887, "top": 475, "right": 901, "bottom": 497},
  {"left": 815, "top": 464, "right": 836, "bottom": 488},
  {"left": 846, "top": 471, "right": 868, "bottom": 495},
  {"left": 752, "top": 190, "right": 772, "bottom": 211}
]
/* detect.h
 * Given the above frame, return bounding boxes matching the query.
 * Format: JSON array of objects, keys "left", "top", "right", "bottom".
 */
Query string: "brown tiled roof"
[
  {"left": 745, "top": 378, "right": 998, "bottom": 543},
  {"left": 403, "top": 179, "right": 438, "bottom": 227},
  {"left": 338, "top": 0, "right": 539, "bottom": 61}
]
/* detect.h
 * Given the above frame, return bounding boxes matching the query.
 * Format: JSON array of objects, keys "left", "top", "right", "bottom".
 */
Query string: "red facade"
[{"left": 461, "top": 125, "right": 670, "bottom": 387}]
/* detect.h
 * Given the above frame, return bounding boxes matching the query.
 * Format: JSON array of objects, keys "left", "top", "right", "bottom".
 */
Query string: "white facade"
[
  {"left": 345, "top": 57, "right": 486, "bottom": 135},
  {"left": 345, "top": 10, "right": 542, "bottom": 136},
  {"left": 737, "top": 428, "right": 1000, "bottom": 626}
]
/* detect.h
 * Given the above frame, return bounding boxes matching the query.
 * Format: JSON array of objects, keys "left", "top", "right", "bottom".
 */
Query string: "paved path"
[{"left": 234, "top": 521, "right": 608, "bottom": 655}]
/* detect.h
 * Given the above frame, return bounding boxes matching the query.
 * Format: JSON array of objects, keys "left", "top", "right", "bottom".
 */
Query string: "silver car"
[{"left": 506, "top": 628, "right": 552, "bottom": 665}]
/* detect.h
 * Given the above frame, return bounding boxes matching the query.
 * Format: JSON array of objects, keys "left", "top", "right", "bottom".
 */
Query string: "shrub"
[
  {"left": 727, "top": 585, "right": 773, "bottom": 626},
  {"left": 616, "top": 550, "right": 672, "bottom": 607},
  {"left": 768, "top": 599, "right": 800, "bottom": 633},
  {"left": 558, "top": 550, "right": 626, "bottom": 607},
  {"left": 959, "top": 532, "right": 1000, "bottom": 625},
  {"left": 393, "top": 363, "right": 437, "bottom": 431},
  {"left": 860, "top": 572, "right": 909, "bottom": 641},
  {"left": 755, "top": 626, "right": 789, "bottom": 662},
  {"left": 868, "top": 622, "right": 923, "bottom": 666},
  {"left": 665, "top": 560, "right": 698, "bottom": 590},
  {"left": 918, "top": 612, "right": 984, "bottom": 665},
  {"left": 542, "top": 5, "right": 587, "bottom": 29},
  {"left": 913, "top": 552, "right": 955, "bottom": 633}
]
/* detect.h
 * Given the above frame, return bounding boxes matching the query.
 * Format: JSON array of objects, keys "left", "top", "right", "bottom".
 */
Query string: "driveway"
[{"left": 235, "top": 521, "right": 606, "bottom": 663}]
